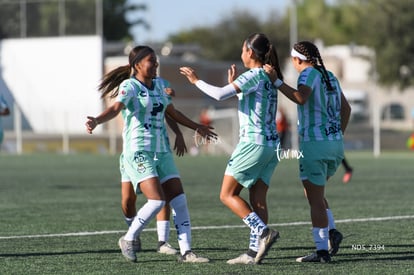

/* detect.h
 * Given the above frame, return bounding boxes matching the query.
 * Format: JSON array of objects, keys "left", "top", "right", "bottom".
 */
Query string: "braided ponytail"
[
  {"left": 315, "top": 51, "right": 334, "bottom": 91},
  {"left": 294, "top": 41, "right": 334, "bottom": 91}
]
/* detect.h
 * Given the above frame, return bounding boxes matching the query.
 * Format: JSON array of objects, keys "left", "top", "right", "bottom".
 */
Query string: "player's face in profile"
[{"left": 136, "top": 53, "right": 158, "bottom": 79}]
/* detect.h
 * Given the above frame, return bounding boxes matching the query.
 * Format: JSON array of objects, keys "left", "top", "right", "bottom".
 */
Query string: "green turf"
[{"left": 0, "top": 152, "right": 413, "bottom": 274}]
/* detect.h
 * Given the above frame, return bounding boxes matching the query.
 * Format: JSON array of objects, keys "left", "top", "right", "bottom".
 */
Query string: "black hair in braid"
[{"left": 294, "top": 41, "right": 334, "bottom": 91}]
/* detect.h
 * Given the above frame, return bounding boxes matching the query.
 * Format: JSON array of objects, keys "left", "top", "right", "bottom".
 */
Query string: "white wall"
[{"left": 0, "top": 36, "right": 103, "bottom": 134}]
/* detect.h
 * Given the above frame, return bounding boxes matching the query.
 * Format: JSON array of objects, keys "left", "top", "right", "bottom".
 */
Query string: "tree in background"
[
  {"left": 168, "top": 0, "right": 413, "bottom": 89},
  {"left": 103, "top": 0, "right": 148, "bottom": 41},
  {"left": 350, "top": 0, "right": 414, "bottom": 89},
  {"left": 169, "top": 10, "right": 290, "bottom": 63},
  {"left": 1, "top": 0, "right": 412, "bottom": 88}
]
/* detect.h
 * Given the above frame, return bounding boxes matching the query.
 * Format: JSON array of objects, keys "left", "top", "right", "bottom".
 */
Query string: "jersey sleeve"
[
  {"left": 233, "top": 69, "right": 261, "bottom": 96},
  {"left": 161, "top": 78, "right": 171, "bottom": 88},
  {"left": 116, "top": 79, "right": 135, "bottom": 106},
  {"left": 297, "top": 69, "right": 310, "bottom": 87}
]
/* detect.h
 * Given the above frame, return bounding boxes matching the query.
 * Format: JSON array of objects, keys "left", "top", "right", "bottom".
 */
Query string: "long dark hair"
[
  {"left": 98, "top": 46, "right": 154, "bottom": 98},
  {"left": 245, "top": 33, "right": 284, "bottom": 81},
  {"left": 293, "top": 41, "right": 334, "bottom": 91}
]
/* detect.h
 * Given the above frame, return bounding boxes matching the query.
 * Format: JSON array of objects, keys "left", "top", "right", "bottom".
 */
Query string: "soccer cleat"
[
  {"left": 118, "top": 236, "right": 137, "bottom": 262},
  {"left": 178, "top": 251, "right": 210, "bottom": 263},
  {"left": 329, "top": 229, "right": 343, "bottom": 256},
  {"left": 227, "top": 253, "right": 255, "bottom": 265},
  {"left": 342, "top": 169, "right": 353, "bottom": 183},
  {"left": 157, "top": 242, "right": 178, "bottom": 255},
  {"left": 132, "top": 236, "right": 141, "bottom": 252},
  {"left": 296, "top": 250, "right": 331, "bottom": 263},
  {"left": 255, "top": 228, "right": 280, "bottom": 263}
]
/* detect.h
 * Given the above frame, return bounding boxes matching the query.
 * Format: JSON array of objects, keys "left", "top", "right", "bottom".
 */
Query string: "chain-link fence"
[{"left": 0, "top": 0, "right": 101, "bottom": 38}]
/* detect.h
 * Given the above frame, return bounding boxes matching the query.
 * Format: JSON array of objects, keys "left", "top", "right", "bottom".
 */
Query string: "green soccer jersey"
[
  {"left": 297, "top": 66, "right": 343, "bottom": 142},
  {"left": 116, "top": 77, "right": 172, "bottom": 153},
  {"left": 233, "top": 68, "right": 278, "bottom": 147}
]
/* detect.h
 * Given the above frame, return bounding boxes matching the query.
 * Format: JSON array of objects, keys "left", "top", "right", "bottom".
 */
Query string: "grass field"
[{"left": 0, "top": 151, "right": 413, "bottom": 274}]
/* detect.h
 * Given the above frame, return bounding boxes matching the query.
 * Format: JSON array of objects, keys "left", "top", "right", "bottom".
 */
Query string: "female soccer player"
[
  {"left": 266, "top": 40, "right": 351, "bottom": 263},
  {"left": 86, "top": 45, "right": 215, "bottom": 263},
  {"left": 180, "top": 33, "right": 283, "bottom": 264},
  {"left": 120, "top": 93, "right": 187, "bottom": 256}
]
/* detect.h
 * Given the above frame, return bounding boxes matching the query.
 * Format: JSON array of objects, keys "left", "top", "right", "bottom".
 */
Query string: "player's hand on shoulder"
[{"left": 165, "top": 87, "right": 176, "bottom": 97}]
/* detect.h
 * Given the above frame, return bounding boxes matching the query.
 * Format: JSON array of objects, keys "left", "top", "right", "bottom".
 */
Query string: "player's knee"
[
  {"left": 170, "top": 193, "right": 187, "bottom": 212},
  {"left": 219, "top": 192, "right": 230, "bottom": 206},
  {"left": 121, "top": 197, "right": 137, "bottom": 216}
]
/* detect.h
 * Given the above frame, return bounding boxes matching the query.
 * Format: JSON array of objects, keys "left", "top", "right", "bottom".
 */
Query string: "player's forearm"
[
  {"left": 174, "top": 110, "right": 200, "bottom": 130},
  {"left": 194, "top": 81, "right": 237, "bottom": 101},
  {"left": 165, "top": 113, "right": 183, "bottom": 137},
  {"left": 94, "top": 103, "right": 123, "bottom": 125}
]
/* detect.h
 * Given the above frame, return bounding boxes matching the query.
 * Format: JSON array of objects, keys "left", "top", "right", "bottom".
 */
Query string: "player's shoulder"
[
  {"left": 298, "top": 67, "right": 319, "bottom": 82},
  {"left": 235, "top": 68, "right": 262, "bottom": 84},
  {"left": 118, "top": 78, "right": 141, "bottom": 97},
  {"left": 153, "top": 77, "right": 170, "bottom": 88},
  {"left": 245, "top": 67, "right": 263, "bottom": 77},
  {"left": 120, "top": 77, "right": 136, "bottom": 88}
]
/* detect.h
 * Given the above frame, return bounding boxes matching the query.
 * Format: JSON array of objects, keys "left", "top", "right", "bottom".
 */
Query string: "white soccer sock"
[
  {"left": 312, "top": 227, "right": 329, "bottom": 251},
  {"left": 124, "top": 216, "right": 134, "bottom": 227},
  {"left": 242, "top": 212, "right": 267, "bottom": 237},
  {"left": 326, "top": 209, "right": 336, "bottom": 230},
  {"left": 157, "top": 220, "right": 170, "bottom": 242},
  {"left": 248, "top": 229, "right": 259, "bottom": 252},
  {"left": 124, "top": 199, "right": 165, "bottom": 241},
  {"left": 170, "top": 194, "right": 191, "bottom": 255}
]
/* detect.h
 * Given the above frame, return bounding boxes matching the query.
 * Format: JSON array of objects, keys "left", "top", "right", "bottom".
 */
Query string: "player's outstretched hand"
[
  {"left": 196, "top": 124, "right": 218, "bottom": 142},
  {"left": 85, "top": 116, "right": 98, "bottom": 134},
  {"left": 174, "top": 134, "right": 187, "bottom": 157},
  {"left": 228, "top": 64, "right": 238, "bottom": 84},
  {"left": 179, "top": 67, "right": 199, "bottom": 84},
  {"left": 263, "top": 64, "right": 278, "bottom": 82}
]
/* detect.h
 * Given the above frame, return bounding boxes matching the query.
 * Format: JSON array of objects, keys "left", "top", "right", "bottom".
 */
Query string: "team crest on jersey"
[
  {"left": 120, "top": 90, "right": 126, "bottom": 95},
  {"left": 137, "top": 163, "right": 146, "bottom": 173},
  {"left": 134, "top": 152, "right": 147, "bottom": 173}
]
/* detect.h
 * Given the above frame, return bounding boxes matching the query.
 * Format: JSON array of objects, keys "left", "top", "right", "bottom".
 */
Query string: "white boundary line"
[{"left": 1, "top": 215, "right": 413, "bottom": 240}]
